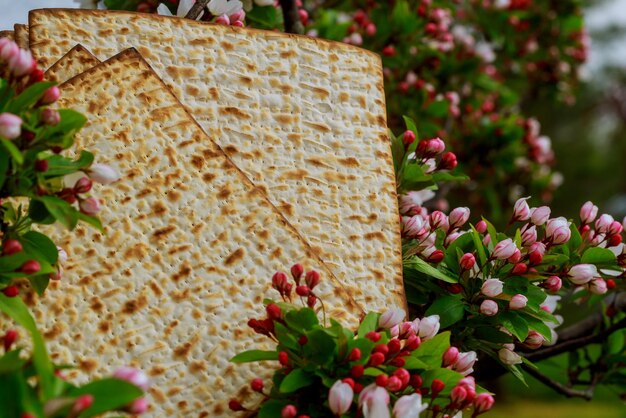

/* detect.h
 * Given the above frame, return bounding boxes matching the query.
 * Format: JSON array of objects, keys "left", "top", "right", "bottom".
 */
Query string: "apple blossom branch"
[
  {"left": 279, "top": 0, "right": 304, "bottom": 34},
  {"left": 185, "top": 0, "right": 210, "bottom": 20},
  {"left": 520, "top": 363, "right": 596, "bottom": 401}
]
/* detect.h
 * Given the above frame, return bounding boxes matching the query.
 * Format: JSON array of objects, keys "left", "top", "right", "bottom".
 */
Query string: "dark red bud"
[
  {"left": 290, "top": 263, "right": 304, "bottom": 282},
  {"left": 387, "top": 338, "right": 401, "bottom": 354},
  {"left": 20, "top": 260, "right": 41, "bottom": 275},
  {"left": 405, "top": 335, "right": 421, "bottom": 351},
  {"left": 2, "top": 239, "right": 23, "bottom": 256},
  {"left": 373, "top": 344, "right": 389, "bottom": 356},
  {"left": 427, "top": 250, "right": 445, "bottom": 263},
  {"left": 368, "top": 352, "right": 386, "bottom": 367},
  {"left": 390, "top": 357, "right": 406, "bottom": 367},
  {"left": 250, "top": 378, "right": 264, "bottom": 392},
  {"left": 348, "top": 347, "right": 362, "bottom": 361},
  {"left": 304, "top": 270, "right": 320, "bottom": 289},
  {"left": 607, "top": 279, "right": 616, "bottom": 289},
  {"left": 382, "top": 45, "right": 396, "bottom": 57},
  {"left": 511, "top": 263, "right": 528, "bottom": 275},
  {"left": 306, "top": 294, "right": 317, "bottom": 308},
  {"left": 34, "top": 159, "right": 49, "bottom": 172},
  {"left": 278, "top": 351, "right": 289, "bottom": 366},
  {"left": 2, "top": 285, "right": 19, "bottom": 297},
  {"left": 341, "top": 378, "right": 355, "bottom": 389},
  {"left": 529, "top": 251, "right": 543, "bottom": 265},
  {"left": 30, "top": 68, "right": 45, "bottom": 83},
  {"left": 296, "top": 285, "right": 310, "bottom": 297},
  {"left": 74, "top": 177, "right": 93, "bottom": 194},
  {"left": 22, "top": 130, "right": 35, "bottom": 142},
  {"left": 266, "top": 303, "right": 282, "bottom": 320},
  {"left": 365, "top": 331, "right": 381, "bottom": 342},
  {"left": 3, "top": 329, "right": 18, "bottom": 352},
  {"left": 410, "top": 374, "right": 423, "bottom": 389},
  {"left": 350, "top": 364, "right": 364, "bottom": 378},
  {"left": 439, "top": 152, "right": 458, "bottom": 170},
  {"left": 298, "top": 335, "right": 308, "bottom": 345},
  {"left": 448, "top": 284, "right": 463, "bottom": 294},
  {"left": 228, "top": 400, "right": 245, "bottom": 411},
  {"left": 431, "top": 379, "right": 445, "bottom": 396},
  {"left": 353, "top": 382, "right": 364, "bottom": 393},
  {"left": 608, "top": 234, "right": 623, "bottom": 247}
]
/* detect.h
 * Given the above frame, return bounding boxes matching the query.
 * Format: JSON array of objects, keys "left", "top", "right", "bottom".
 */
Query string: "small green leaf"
[
  {"left": 0, "top": 151, "right": 8, "bottom": 189},
  {"left": 357, "top": 312, "right": 379, "bottom": 338},
  {"left": 303, "top": 329, "right": 336, "bottom": 365},
  {"left": 411, "top": 331, "right": 451, "bottom": 368},
  {"left": 36, "top": 196, "right": 79, "bottom": 230},
  {"left": 284, "top": 308, "right": 319, "bottom": 331},
  {"left": 279, "top": 368, "right": 315, "bottom": 393},
  {"left": 425, "top": 296, "right": 465, "bottom": 328},
  {"left": 0, "top": 349, "right": 27, "bottom": 373},
  {"left": 230, "top": 350, "right": 278, "bottom": 364},
  {"left": 21, "top": 231, "right": 58, "bottom": 265},
  {"left": 258, "top": 399, "right": 288, "bottom": 418},
  {"left": 406, "top": 257, "right": 458, "bottom": 283},
  {"left": 70, "top": 378, "right": 143, "bottom": 418},
  {"left": 44, "top": 150, "right": 94, "bottom": 178},
  {"left": 0, "top": 139, "right": 23, "bottom": 165},
  {"left": 77, "top": 213, "right": 104, "bottom": 232},
  {"left": 7, "top": 82, "right": 55, "bottom": 113},
  {"left": 499, "top": 312, "right": 529, "bottom": 341},
  {"left": 581, "top": 247, "right": 617, "bottom": 266}
]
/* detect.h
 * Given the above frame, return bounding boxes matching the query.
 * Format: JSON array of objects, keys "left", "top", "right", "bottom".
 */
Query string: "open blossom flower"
[
  {"left": 399, "top": 190, "right": 435, "bottom": 215},
  {"left": 88, "top": 163, "right": 120, "bottom": 184},
  {"left": 393, "top": 393, "right": 428, "bottom": 418},
  {"left": 568, "top": 264, "right": 598, "bottom": 285},
  {"left": 492, "top": 238, "right": 516, "bottom": 260},
  {"left": 157, "top": 0, "right": 199, "bottom": 18},
  {"left": 359, "top": 384, "right": 390, "bottom": 418},
  {"left": 414, "top": 315, "right": 440, "bottom": 340},
  {"left": 242, "top": 0, "right": 274, "bottom": 10},
  {"left": 541, "top": 295, "right": 561, "bottom": 313},
  {"left": 481, "top": 278, "right": 503, "bottom": 297},
  {"left": 543, "top": 314, "right": 564, "bottom": 346},
  {"left": 79, "top": 197, "right": 101, "bottom": 216},
  {"left": 208, "top": 0, "right": 244, "bottom": 16},
  {"left": 378, "top": 308, "right": 405, "bottom": 329},
  {"left": 329, "top": 380, "right": 353, "bottom": 415}
]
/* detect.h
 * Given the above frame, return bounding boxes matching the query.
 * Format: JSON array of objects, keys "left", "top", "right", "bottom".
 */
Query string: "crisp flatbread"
[
  {"left": 24, "top": 49, "right": 362, "bottom": 416},
  {"left": 45, "top": 44, "right": 100, "bottom": 82},
  {"left": 0, "top": 30, "right": 14, "bottom": 40},
  {"left": 14, "top": 24, "right": 28, "bottom": 49},
  {"left": 29, "top": 9, "right": 405, "bottom": 311}
]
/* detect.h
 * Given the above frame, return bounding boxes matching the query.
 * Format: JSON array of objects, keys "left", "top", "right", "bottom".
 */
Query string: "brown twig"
[
  {"left": 279, "top": 0, "right": 304, "bottom": 34},
  {"left": 520, "top": 364, "right": 595, "bottom": 400},
  {"left": 185, "top": 0, "right": 210, "bottom": 20}
]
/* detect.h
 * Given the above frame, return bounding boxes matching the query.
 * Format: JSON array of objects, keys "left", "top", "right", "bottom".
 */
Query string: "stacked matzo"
[
  {"left": 29, "top": 49, "right": 362, "bottom": 416},
  {"left": 29, "top": 9, "right": 405, "bottom": 311}
]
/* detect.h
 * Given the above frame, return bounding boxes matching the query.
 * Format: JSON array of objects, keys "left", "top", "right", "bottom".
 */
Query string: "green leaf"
[
  {"left": 77, "top": 212, "right": 104, "bottom": 232},
  {"left": 284, "top": 308, "right": 319, "bottom": 332},
  {"left": 402, "top": 116, "right": 418, "bottom": 136},
  {"left": 357, "top": 312, "right": 379, "bottom": 338},
  {"left": 303, "top": 329, "right": 336, "bottom": 365},
  {"left": 406, "top": 257, "right": 457, "bottom": 283},
  {"left": 28, "top": 199, "right": 55, "bottom": 225},
  {"left": 607, "top": 329, "right": 625, "bottom": 355},
  {"left": 421, "top": 368, "right": 463, "bottom": 395},
  {"left": 403, "top": 356, "right": 429, "bottom": 370},
  {"left": 50, "top": 109, "right": 88, "bottom": 139},
  {"left": 568, "top": 224, "right": 582, "bottom": 254},
  {"left": 36, "top": 196, "right": 79, "bottom": 230},
  {"left": 258, "top": 399, "right": 288, "bottom": 418},
  {"left": 275, "top": 322, "right": 299, "bottom": 351},
  {"left": 69, "top": 378, "right": 143, "bottom": 418},
  {"left": 470, "top": 226, "right": 487, "bottom": 265},
  {"left": 0, "top": 151, "right": 8, "bottom": 189},
  {"left": 103, "top": 0, "right": 142, "bottom": 10},
  {"left": 21, "top": 231, "right": 58, "bottom": 265},
  {"left": 390, "top": 130, "right": 405, "bottom": 175},
  {"left": 0, "top": 139, "right": 23, "bottom": 165},
  {"left": 29, "top": 276, "right": 50, "bottom": 297},
  {"left": 431, "top": 171, "right": 469, "bottom": 183},
  {"left": 44, "top": 150, "right": 94, "bottom": 178},
  {"left": 425, "top": 296, "right": 465, "bottom": 328},
  {"left": 581, "top": 247, "right": 617, "bottom": 266},
  {"left": 7, "top": 82, "right": 55, "bottom": 113},
  {"left": 411, "top": 331, "right": 451, "bottom": 368},
  {"left": 499, "top": 311, "right": 529, "bottom": 341},
  {"left": 0, "top": 295, "right": 54, "bottom": 399},
  {"left": 246, "top": 5, "right": 279, "bottom": 30},
  {"left": 0, "top": 349, "right": 27, "bottom": 373},
  {"left": 230, "top": 350, "right": 278, "bottom": 364},
  {"left": 426, "top": 100, "right": 449, "bottom": 118},
  {"left": 279, "top": 368, "right": 315, "bottom": 393}
]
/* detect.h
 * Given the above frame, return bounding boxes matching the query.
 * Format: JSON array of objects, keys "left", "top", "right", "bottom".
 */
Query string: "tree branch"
[
  {"left": 520, "top": 364, "right": 594, "bottom": 400},
  {"left": 279, "top": 0, "right": 304, "bottom": 34},
  {"left": 185, "top": 0, "right": 210, "bottom": 20}
]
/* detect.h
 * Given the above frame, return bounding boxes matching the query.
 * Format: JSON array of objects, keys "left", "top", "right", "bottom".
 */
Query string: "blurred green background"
[{"left": 488, "top": 1, "right": 626, "bottom": 416}]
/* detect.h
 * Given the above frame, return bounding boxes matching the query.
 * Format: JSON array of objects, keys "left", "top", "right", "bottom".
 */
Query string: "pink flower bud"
[
  {"left": 386, "top": 376, "right": 403, "bottom": 392},
  {"left": 393, "top": 393, "right": 426, "bottom": 418},
  {"left": 545, "top": 217, "right": 571, "bottom": 244},
  {"left": 2, "top": 239, "right": 23, "bottom": 255},
  {"left": 3, "top": 329, "right": 18, "bottom": 352},
  {"left": 88, "top": 163, "right": 120, "bottom": 184},
  {"left": 512, "top": 197, "right": 530, "bottom": 221},
  {"left": 439, "top": 151, "right": 457, "bottom": 170},
  {"left": 524, "top": 330, "right": 544, "bottom": 349},
  {"left": 215, "top": 14, "right": 231, "bottom": 25},
  {"left": 232, "top": 20, "right": 244, "bottom": 27},
  {"left": 509, "top": 294, "right": 528, "bottom": 310},
  {"left": 492, "top": 238, "right": 516, "bottom": 260},
  {"left": 402, "top": 215, "right": 425, "bottom": 238},
  {"left": 442, "top": 346, "right": 459, "bottom": 367},
  {"left": 430, "top": 210, "right": 448, "bottom": 230},
  {"left": 507, "top": 248, "right": 522, "bottom": 264},
  {"left": 74, "top": 177, "right": 93, "bottom": 194},
  {"left": 421, "top": 137, "right": 445, "bottom": 156},
  {"left": 595, "top": 214, "right": 614, "bottom": 234},
  {"left": 416, "top": 315, "right": 440, "bottom": 340},
  {"left": 41, "top": 86, "right": 61, "bottom": 105},
  {"left": 498, "top": 347, "right": 522, "bottom": 365},
  {"left": 528, "top": 241, "right": 546, "bottom": 264},
  {"left": 79, "top": 197, "right": 101, "bottom": 216},
  {"left": 72, "top": 395, "right": 94, "bottom": 413},
  {"left": 402, "top": 130, "right": 416, "bottom": 145},
  {"left": 449, "top": 207, "right": 470, "bottom": 229},
  {"left": 40, "top": 108, "right": 60, "bottom": 126},
  {"left": 20, "top": 260, "right": 41, "bottom": 275},
  {"left": 511, "top": 263, "right": 527, "bottom": 275},
  {"left": 450, "top": 385, "right": 467, "bottom": 404},
  {"left": 281, "top": 405, "right": 297, "bottom": 418},
  {"left": 230, "top": 9, "right": 245, "bottom": 22},
  {"left": 521, "top": 225, "right": 537, "bottom": 246},
  {"left": 379, "top": 308, "right": 405, "bottom": 329},
  {"left": 580, "top": 201, "right": 598, "bottom": 225},
  {"left": 609, "top": 221, "right": 623, "bottom": 236},
  {"left": 0, "top": 38, "right": 19, "bottom": 61},
  {"left": 475, "top": 220, "right": 487, "bottom": 234},
  {"left": 460, "top": 253, "right": 475, "bottom": 270},
  {"left": 568, "top": 264, "right": 598, "bottom": 285},
  {"left": 445, "top": 231, "right": 462, "bottom": 246},
  {"left": 481, "top": 278, "right": 504, "bottom": 297},
  {"left": 113, "top": 366, "right": 150, "bottom": 391},
  {"left": 328, "top": 380, "right": 354, "bottom": 415},
  {"left": 0, "top": 113, "right": 22, "bottom": 140},
  {"left": 474, "top": 393, "right": 495, "bottom": 413},
  {"left": 365, "top": 23, "right": 377, "bottom": 36},
  {"left": 530, "top": 206, "right": 550, "bottom": 225},
  {"left": 480, "top": 299, "right": 498, "bottom": 316},
  {"left": 127, "top": 397, "right": 148, "bottom": 414},
  {"left": 454, "top": 351, "right": 477, "bottom": 375},
  {"left": 359, "top": 384, "right": 391, "bottom": 416},
  {"left": 544, "top": 275, "right": 562, "bottom": 292},
  {"left": 8, "top": 49, "right": 35, "bottom": 77},
  {"left": 589, "top": 278, "right": 607, "bottom": 295}
]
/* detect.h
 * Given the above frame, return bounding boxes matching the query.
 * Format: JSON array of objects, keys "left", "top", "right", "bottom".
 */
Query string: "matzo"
[
  {"left": 29, "top": 9, "right": 405, "bottom": 311},
  {"left": 45, "top": 44, "right": 100, "bottom": 82},
  {"left": 14, "top": 24, "right": 28, "bottom": 49},
  {"left": 0, "top": 30, "right": 14, "bottom": 40},
  {"left": 23, "top": 49, "right": 362, "bottom": 416}
]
